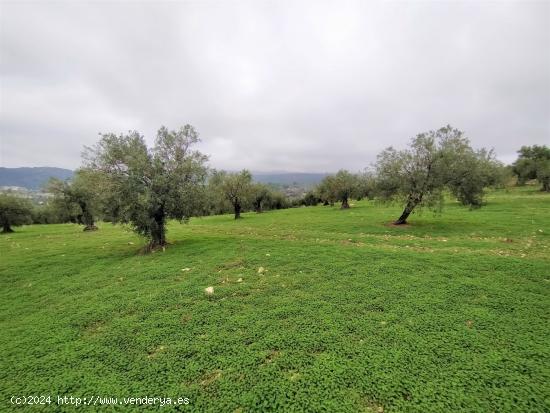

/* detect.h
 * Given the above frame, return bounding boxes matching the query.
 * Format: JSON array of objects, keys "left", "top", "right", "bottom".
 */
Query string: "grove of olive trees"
[{"left": 0, "top": 124, "right": 527, "bottom": 247}]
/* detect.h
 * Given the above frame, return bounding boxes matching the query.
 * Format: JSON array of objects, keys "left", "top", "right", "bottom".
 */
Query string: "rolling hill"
[
  {"left": 0, "top": 167, "right": 328, "bottom": 190},
  {"left": 0, "top": 167, "right": 74, "bottom": 190}
]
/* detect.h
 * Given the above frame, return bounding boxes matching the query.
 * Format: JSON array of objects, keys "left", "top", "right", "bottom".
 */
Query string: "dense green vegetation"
[
  {"left": 512, "top": 145, "right": 550, "bottom": 192},
  {"left": 1, "top": 187, "right": 548, "bottom": 412},
  {"left": 0, "top": 194, "right": 33, "bottom": 233}
]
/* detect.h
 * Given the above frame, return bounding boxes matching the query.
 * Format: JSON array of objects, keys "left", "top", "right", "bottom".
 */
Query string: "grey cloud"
[{"left": 1, "top": 0, "right": 549, "bottom": 171}]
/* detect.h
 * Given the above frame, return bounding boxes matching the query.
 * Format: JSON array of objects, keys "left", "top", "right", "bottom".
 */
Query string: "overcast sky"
[{"left": 1, "top": 0, "right": 549, "bottom": 172}]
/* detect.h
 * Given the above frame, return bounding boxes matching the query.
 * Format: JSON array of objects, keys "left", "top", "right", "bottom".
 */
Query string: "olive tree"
[
  {"left": 217, "top": 170, "right": 253, "bottom": 219},
  {"left": 251, "top": 183, "right": 272, "bottom": 213},
  {"left": 356, "top": 171, "right": 377, "bottom": 200},
  {"left": 317, "top": 175, "right": 336, "bottom": 206},
  {"left": 31, "top": 202, "right": 70, "bottom": 224},
  {"left": 84, "top": 125, "right": 209, "bottom": 251},
  {"left": 512, "top": 145, "right": 550, "bottom": 192},
  {"left": 375, "top": 125, "right": 503, "bottom": 225},
  {"left": 265, "top": 191, "right": 289, "bottom": 210},
  {"left": 318, "top": 170, "right": 360, "bottom": 209},
  {"left": 0, "top": 194, "right": 33, "bottom": 233},
  {"left": 47, "top": 169, "right": 101, "bottom": 231},
  {"left": 205, "top": 170, "right": 231, "bottom": 215},
  {"left": 301, "top": 190, "right": 322, "bottom": 206}
]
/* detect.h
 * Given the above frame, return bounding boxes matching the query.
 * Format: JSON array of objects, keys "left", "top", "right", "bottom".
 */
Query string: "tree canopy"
[
  {"left": 47, "top": 169, "right": 101, "bottom": 231},
  {"left": 0, "top": 194, "right": 33, "bottom": 233},
  {"left": 84, "top": 125, "right": 209, "bottom": 250},
  {"left": 251, "top": 183, "right": 273, "bottom": 213},
  {"left": 213, "top": 170, "right": 254, "bottom": 219},
  {"left": 512, "top": 145, "right": 550, "bottom": 192},
  {"left": 318, "top": 170, "right": 360, "bottom": 208},
  {"left": 375, "top": 125, "right": 503, "bottom": 224}
]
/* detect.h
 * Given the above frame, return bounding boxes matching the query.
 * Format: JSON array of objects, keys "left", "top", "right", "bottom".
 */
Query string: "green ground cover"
[{"left": 1, "top": 187, "right": 549, "bottom": 412}]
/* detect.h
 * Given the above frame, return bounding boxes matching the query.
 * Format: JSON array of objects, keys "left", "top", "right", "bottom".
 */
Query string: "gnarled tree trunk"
[
  {"left": 341, "top": 197, "right": 350, "bottom": 209},
  {"left": 2, "top": 223, "right": 13, "bottom": 233},
  {"left": 78, "top": 201, "right": 98, "bottom": 231},
  {"left": 83, "top": 223, "right": 98, "bottom": 231},
  {"left": 148, "top": 206, "right": 166, "bottom": 250},
  {"left": 234, "top": 203, "right": 242, "bottom": 219},
  {"left": 394, "top": 195, "right": 421, "bottom": 225}
]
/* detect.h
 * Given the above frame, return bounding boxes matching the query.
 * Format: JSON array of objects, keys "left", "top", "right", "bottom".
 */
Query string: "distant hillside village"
[
  {"left": 0, "top": 167, "right": 325, "bottom": 202},
  {"left": 0, "top": 186, "right": 53, "bottom": 204}
]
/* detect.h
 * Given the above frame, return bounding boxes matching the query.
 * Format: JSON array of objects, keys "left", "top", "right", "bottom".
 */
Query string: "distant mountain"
[
  {"left": 0, "top": 167, "right": 327, "bottom": 190},
  {"left": 0, "top": 167, "right": 73, "bottom": 190},
  {"left": 253, "top": 172, "right": 328, "bottom": 186}
]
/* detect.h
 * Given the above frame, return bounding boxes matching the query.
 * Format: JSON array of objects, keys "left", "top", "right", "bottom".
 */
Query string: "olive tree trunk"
[
  {"left": 394, "top": 195, "right": 421, "bottom": 225},
  {"left": 234, "top": 203, "right": 242, "bottom": 220},
  {"left": 341, "top": 197, "right": 350, "bottom": 209},
  {"left": 78, "top": 201, "right": 98, "bottom": 231},
  {"left": 149, "top": 207, "right": 167, "bottom": 250},
  {"left": 83, "top": 223, "right": 98, "bottom": 231}
]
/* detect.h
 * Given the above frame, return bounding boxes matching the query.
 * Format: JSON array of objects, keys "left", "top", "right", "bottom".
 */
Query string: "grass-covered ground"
[{"left": 1, "top": 187, "right": 549, "bottom": 412}]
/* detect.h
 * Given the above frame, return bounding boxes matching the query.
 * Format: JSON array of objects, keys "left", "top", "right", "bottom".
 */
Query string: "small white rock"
[
  {"left": 258, "top": 267, "right": 265, "bottom": 274},
  {"left": 204, "top": 286, "right": 214, "bottom": 295}
]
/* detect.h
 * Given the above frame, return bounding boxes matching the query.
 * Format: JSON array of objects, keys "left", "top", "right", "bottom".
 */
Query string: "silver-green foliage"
[
  {"left": 375, "top": 125, "right": 503, "bottom": 224},
  {"left": 0, "top": 194, "right": 33, "bottom": 233},
  {"left": 512, "top": 145, "right": 550, "bottom": 191},
  {"left": 212, "top": 170, "right": 254, "bottom": 219},
  {"left": 84, "top": 125, "right": 209, "bottom": 249},
  {"left": 47, "top": 169, "right": 102, "bottom": 230},
  {"left": 318, "top": 170, "right": 361, "bottom": 208}
]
